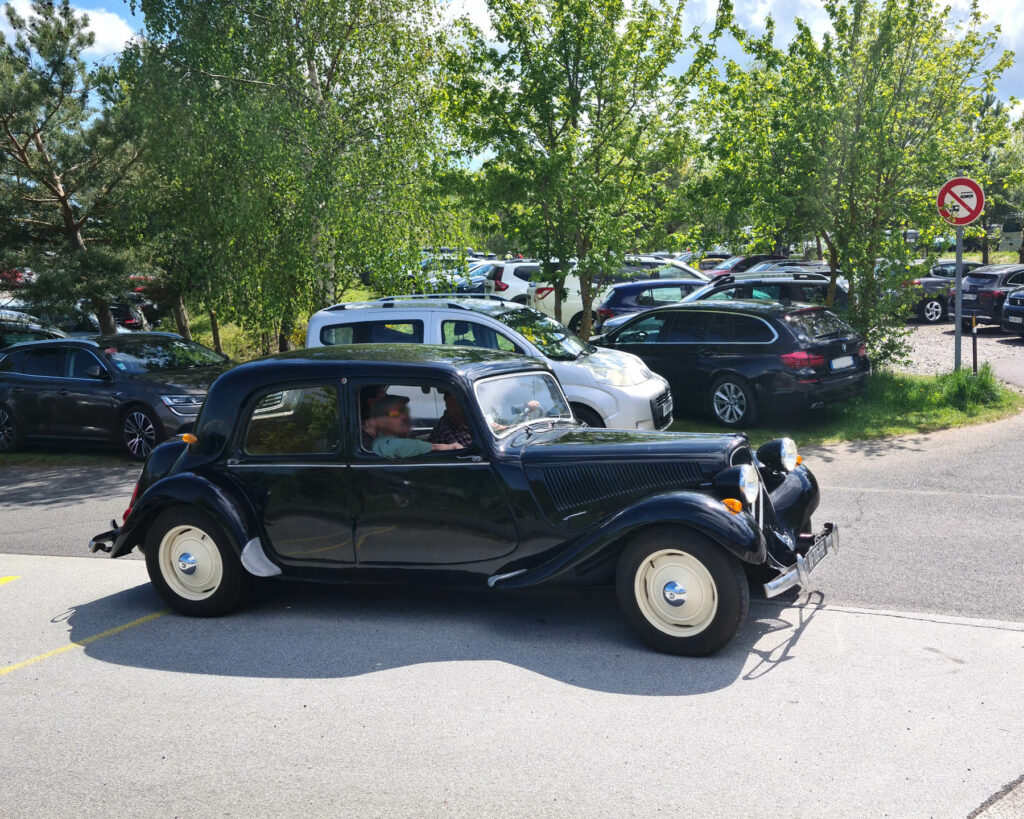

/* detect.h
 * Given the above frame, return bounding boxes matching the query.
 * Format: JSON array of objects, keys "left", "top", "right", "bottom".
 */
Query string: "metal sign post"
[{"left": 937, "top": 177, "right": 985, "bottom": 372}]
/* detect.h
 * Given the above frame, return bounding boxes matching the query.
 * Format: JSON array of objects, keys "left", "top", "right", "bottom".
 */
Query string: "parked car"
[
  {"left": 87, "top": 344, "right": 839, "bottom": 656},
  {"left": 595, "top": 278, "right": 708, "bottom": 330},
  {"left": 998, "top": 216, "right": 1021, "bottom": 253},
  {"left": 305, "top": 296, "right": 672, "bottom": 430},
  {"left": 53, "top": 310, "right": 132, "bottom": 337},
  {"left": 1000, "top": 288, "right": 1024, "bottom": 337},
  {"left": 0, "top": 310, "right": 68, "bottom": 348},
  {"left": 952, "top": 264, "right": 1024, "bottom": 329},
  {"left": 681, "top": 272, "right": 849, "bottom": 310},
  {"left": 482, "top": 260, "right": 544, "bottom": 304},
  {"left": 0, "top": 333, "right": 231, "bottom": 459},
  {"left": 651, "top": 260, "right": 709, "bottom": 280},
  {"left": 696, "top": 252, "right": 732, "bottom": 271},
  {"left": 593, "top": 302, "right": 870, "bottom": 427},
  {"left": 710, "top": 255, "right": 789, "bottom": 275},
  {"left": 905, "top": 259, "right": 983, "bottom": 323},
  {"left": 528, "top": 266, "right": 649, "bottom": 332}
]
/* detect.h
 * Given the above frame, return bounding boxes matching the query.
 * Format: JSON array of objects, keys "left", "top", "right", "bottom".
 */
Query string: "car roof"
[
  {"left": 318, "top": 296, "right": 530, "bottom": 320},
  {"left": 634, "top": 300, "right": 812, "bottom": 319},
  {"left": 2, "top": 332, "right": 182, "bottom": 352},
  {"left": 609, "top": 278, "right": 704, "bottom": 291}
]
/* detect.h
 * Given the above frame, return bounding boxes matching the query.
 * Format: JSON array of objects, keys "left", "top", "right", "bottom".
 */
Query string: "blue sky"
[{"left": 5, "top": 0, "right": 1023, "bottom": 111}]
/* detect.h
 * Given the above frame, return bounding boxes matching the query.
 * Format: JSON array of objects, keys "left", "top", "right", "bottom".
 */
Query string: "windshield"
[
  {"left": 495, "top": 307, "right": 591, "bottom": 360},
  {"left": 785, "top": 309, "right": 856, "bottom": 341},
  {"left": 99, "top": 338, "right": 225, "bottom": 374},
  {"left": 474, "top": 372, "right": 573, "bottom": 439}
]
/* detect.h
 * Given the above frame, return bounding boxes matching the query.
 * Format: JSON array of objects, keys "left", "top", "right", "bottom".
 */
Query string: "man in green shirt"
[{"left": 366, "top": 395, "right": 463, "bottom": 458}]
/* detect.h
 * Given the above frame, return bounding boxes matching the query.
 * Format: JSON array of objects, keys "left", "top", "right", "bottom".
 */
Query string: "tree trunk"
[
  {"left": 981, "top": 224, "right": 990, "bottom": 265},
  {"left": 93, "top": 299, "right": 117, "bottom": 335},
  {"left": 821, "top": 231, "right": 840, "bottom": 308},
  {"left": 173, "top": 295, "right": 192, "bottom": 341},
  {"left": 816, "top": 235, "right": 824, "bottom": 261},
  {"left": 208, "top": 310, "right": 222, "bottom": 354},
  {"left": 278, "top": 308, "right": 296, "bottom": 352}
]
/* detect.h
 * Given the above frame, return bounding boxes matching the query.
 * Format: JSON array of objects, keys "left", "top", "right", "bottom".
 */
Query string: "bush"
[{"left": 935, "top": 363, "right": 1002, "bottom": 413}]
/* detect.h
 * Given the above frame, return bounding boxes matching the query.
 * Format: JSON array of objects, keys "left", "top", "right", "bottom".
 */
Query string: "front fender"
[
  {"left": 110, "top": 472, "right": 259, "bottom": 559},
  {"left": 494, "top": 491, "right": 766, "bottom": 589}
]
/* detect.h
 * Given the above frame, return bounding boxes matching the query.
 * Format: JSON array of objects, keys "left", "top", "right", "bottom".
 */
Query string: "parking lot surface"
[{"left": 2, "top": 409, "right": 1024, "bottom": 816}]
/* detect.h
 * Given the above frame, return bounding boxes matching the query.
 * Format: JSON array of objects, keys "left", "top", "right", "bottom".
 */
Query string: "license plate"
[
  {"left": 803, "top": 532, "right": 831, "bottom": 574},
  {"left": 1010, "top": 316, "right": 1023, "bottom": 324},
  {"left": 830, "top": 355, "right": 855, "bottom": 371},
  {"left": 963, "top": 293, "right": 977, "bottom": 300}
]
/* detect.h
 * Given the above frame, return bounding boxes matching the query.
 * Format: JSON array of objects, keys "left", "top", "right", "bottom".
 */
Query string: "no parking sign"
[{"left": 937, "top": 177, "right": 985, "bottom": 226}]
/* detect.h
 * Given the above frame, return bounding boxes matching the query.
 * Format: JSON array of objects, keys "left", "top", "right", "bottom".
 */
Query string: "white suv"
[
  {"left": 305, "top": 296, "right": 673, "bottom": 429},
  {"left": 482, "top": 260, "right": 543, "bottom": 304}
]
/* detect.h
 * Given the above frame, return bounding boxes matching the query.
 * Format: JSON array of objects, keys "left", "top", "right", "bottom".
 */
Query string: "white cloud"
[
  {"left": 0, "top": 1, "right": 135, "bottom": 59},
  {"left": 443, "top": 0, "right": 494, "bottom": 39}
]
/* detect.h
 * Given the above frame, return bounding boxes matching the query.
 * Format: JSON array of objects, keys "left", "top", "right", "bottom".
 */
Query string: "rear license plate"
[
  {"left": 1010, "top": 316, "right": 1023, "bottom": 324},
  {"left": 804, "top": 532, "right": 831, "bottom": 574},
  {"left": 830, "top": 355, "right": 855, "bottom": 371},
  {"left": 963, "top": 293, "right": 977, "bottom": 300}
]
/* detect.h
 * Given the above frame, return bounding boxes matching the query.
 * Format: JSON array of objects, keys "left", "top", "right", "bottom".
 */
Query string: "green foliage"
[{"left": 935, "top": 362, "right": 1002, "bottom": 412}]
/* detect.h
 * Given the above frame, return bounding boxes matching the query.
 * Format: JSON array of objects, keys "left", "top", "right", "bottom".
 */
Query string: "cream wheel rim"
[
  {"left": 634, "top": 549, "right": 718, "bottom": 637},
  {"left": 158, "top": 525, "right": 223, "bottom": 601}
]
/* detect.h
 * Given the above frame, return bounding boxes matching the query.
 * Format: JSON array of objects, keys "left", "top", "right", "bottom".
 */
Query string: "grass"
[
  {"left": 0, "top": 449, "right": 130, "bottom": 468},
  {"left": 962, "top": 250, "right": 1019, "bottom": 265},
  {"left": 669, "top": 365, "right": 1023, "bottom": 447}
]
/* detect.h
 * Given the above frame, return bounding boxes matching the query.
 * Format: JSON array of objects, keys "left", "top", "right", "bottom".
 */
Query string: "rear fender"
[
  {"left": 111, "top": 473, "right": 259, "bottom": 559},
  {"left": 494, "top": 491, "right": 765, "bottom": 589}
]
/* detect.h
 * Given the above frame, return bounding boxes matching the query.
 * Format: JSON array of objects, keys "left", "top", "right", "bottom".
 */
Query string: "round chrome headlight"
[
  {"left": 756, "top": 437, "right": 799, "bottom": 472},
  {"left": 739, "top": 464, "right": 759, "bottom": 504},
  {"left": 780, "top": 437, "right": 798, "bottom": 472}
]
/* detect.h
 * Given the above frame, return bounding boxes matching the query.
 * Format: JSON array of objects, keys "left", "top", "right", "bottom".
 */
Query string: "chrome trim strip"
[
  {"left": 227, "top": 463, "right": 348, "bottom": 468},
  {"left": 351, "top": 461, "right": 487, "bottom": 468},
  {"left": 487, "top": 568, "right": 527, "bottom": 588},
  {"left": 241, "top": 537, "right": 282, "bottom": 577}
]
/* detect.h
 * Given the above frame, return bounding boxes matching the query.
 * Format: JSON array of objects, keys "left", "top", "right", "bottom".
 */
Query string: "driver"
[{"left": 365, "top": 395, "right": 462, "bottom": 458}]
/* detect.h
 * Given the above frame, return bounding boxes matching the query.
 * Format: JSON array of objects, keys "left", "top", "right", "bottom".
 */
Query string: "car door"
[
  {"left": 225, "top": 382, "right": 356, "bottom": 564},
  {"left": 59, "top": 348, "right": 121, "bottom": 440},
  {"left": 697, "top": 312, "right": 778, "bottom": 391},
  {"left": 16, "top": 347, "right": 68, "bottom": 436},
  {"left": 350, "top": 378, "right": 519, "bottom": 566}
]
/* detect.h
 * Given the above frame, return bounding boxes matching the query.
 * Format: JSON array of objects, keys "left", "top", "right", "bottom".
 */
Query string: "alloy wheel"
[
  {"left": 923, "top": 299, "right": 944, "bottom": 322},
  {"left": 0, "top": 408, "right": 14, "bottom": 451},
  {"left": 712, "top": 382, "right": 747, "bottom": 424},
  {"left": 123, "top": 411, "right": 157, "bottom": 458}
]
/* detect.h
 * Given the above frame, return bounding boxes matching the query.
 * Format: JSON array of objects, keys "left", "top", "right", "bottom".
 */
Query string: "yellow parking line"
[
  {"left": 0, "top": 576, "right": 20, "bottom": 586},
  {"left": 0, "top": 610, "right": 168, "bottom": 677}
]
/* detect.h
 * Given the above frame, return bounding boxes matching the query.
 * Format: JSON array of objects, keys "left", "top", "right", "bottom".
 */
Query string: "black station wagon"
[{"left": 89, "top": 345, "right": 838, "bottom": 656}]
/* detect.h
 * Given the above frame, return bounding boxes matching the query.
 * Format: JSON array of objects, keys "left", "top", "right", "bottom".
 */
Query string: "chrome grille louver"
[{"left": 539, "top": 461, "right": 705, "bottom": 514}]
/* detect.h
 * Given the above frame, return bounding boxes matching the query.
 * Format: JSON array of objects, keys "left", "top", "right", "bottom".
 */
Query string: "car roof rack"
[
  {"left": 324, "top": 294, "right": 511, "bottom": 313},
  {"left": 377, "top": 293, "right": 508, "bottom": 303}
]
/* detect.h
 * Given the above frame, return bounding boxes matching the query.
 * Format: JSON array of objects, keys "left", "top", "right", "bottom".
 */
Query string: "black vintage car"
[{"left": 89, "top": 345, "right": 838, "bottom": 656}]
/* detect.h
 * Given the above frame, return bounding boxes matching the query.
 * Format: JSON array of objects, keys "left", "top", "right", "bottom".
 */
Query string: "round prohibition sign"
[{"left": 937, "top": 177, "right": 985, "bottom": 226}]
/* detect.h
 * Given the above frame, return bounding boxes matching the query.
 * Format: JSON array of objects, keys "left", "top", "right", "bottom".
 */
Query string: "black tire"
[
  {"left": 122, "top": 405, "right": 164, "bottom": 460},
  {"left": 511, "top": 295, "right": 529, "bottom": 305},
  {"left": 568, "top": 311, "right": 597, "bottom": 334},
  {"left": 570, "top": 403, "right": 605, "bottom": 427},
  {"left": 0, "top": 405, "right": 21, "bottom": 453},
  {"left": 918, "top": 296, "right": 945, "bottom": 324},
  {"left": 707, "top": 375, "right": 758, "bottom": 428},
  {"left": 144, "top": 507, "right": 250, "bottom": 617},
  {"left": 616, "top": 527, "right": 749, "bottom": 656}
]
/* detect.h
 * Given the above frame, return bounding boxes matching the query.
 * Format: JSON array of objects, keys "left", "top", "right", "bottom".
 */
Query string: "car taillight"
[
  {"left": 494, "top": 280, "right": 508, "bottom": 291},
  {"left": 912, "top": 279, "right": 921, "bottom": 286},
  {"left": 597, "top": 308, "right": 614, "bottom": 319},
  {"left": 123, "top": 482, "right": 140, "bottom": 522},
  {"left": 780, "top": 351, "right": 826, "bottom": 369},
  {"left": 125, "top": 318, "right": 141, "bottom": 327},
  {"left": 535, "top": 286, "right": 554, "bottom": 299},
  {"left": 980, "top": 289, "right": 1002, "bottom": 297},
  {"left": 858, "top": 343, "right": 866, "bottom": 358}
]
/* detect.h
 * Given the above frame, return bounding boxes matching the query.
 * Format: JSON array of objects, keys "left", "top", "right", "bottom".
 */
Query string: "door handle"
[
  {"left": 457, "top": 454, "right": 483, "bottom": 463},
  {"left": 699, "top": 347, "right": 715, "bottom": 356},
  {"left": 12, "top": 387, "right": 24, "bottom": 393}
]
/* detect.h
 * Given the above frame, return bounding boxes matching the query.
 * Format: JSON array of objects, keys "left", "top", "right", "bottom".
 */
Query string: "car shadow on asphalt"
[
  {"left": 63, "top": 580, "right": 819, "bottom": 696},
  {"left": 804, "top": 435, "right": 928, "bottom": 462},
  {"left": 0, "top": 463, "right": 137, "bottom": 508}
]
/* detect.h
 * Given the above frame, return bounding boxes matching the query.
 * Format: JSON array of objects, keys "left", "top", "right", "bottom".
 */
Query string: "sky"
[{"left": 3, "top": 0, "right": 1023, "bottom": 110}]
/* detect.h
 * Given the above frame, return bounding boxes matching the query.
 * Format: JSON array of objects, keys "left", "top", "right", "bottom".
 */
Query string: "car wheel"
[
  {"left": 919, "top": 297, "right": 945, "bottom": 324},
  {"left": 616, "top": 527, "right": 749, "bottom": 656},
  {"left": 0, "top": 405, "right": 21, "bottom": 453},
  {"left": 570, "top": 403, "right": 605, "bottom": 427},
  {"left": 145, "top": 507, "right": 250, "bottom": 617},
  {"left": 708, "top": 376, "right": 758, "bottom": 427},
  {"left": 122, "top": 406, "right": 163, "bottom": 460},
  {"left": 511, "top": 295, "right": 529, "bottom": 305}
]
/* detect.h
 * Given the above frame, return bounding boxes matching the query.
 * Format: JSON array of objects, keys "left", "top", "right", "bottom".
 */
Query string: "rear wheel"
[
  {"left": 616, "top": 527, "right": 749, "bottom": 656},
  {"left": 122, "top": 405, "right": 163, "bottom": 460},
  {"left": 919, "top": 297, "right": 945, "bottom": 324},
  {"left": 570, "top": 403, "right": 605, "bottom": 428},
  {"left": 511, "top": 295, "right": 529, "bottom": 305},
  {"left": 145, "top": 507, "right": 249, "bottom": 617},
  {"left": 0, "top": 405, "right": 21, "bottom": 453},
  {"left": 708, "top": 375, "right": 758, "bottom": 427}
]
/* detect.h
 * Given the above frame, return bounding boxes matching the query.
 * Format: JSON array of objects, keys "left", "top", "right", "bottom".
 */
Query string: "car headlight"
[
  {"left": 160, "top": 394, "right": 206, "bottom": 416},
  {"left": 714, "top": 464, "right": 760, "bottom": 506},
  {"left": 589, "top": 363, "right": 651, "bottom": 387},
  {"left": 756, "top": 437, "right": 799, "bottom": 472}
]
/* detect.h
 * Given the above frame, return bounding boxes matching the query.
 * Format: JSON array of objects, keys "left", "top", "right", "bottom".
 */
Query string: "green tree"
[
  {"left": 0, "top": 0, "right": 142, "bottom": 332},
  {"left": 451, "top": 0, "right": 730, "bottom": 338}
]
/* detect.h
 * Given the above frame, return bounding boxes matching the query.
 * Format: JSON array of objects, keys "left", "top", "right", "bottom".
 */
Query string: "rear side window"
[
  {"left": 1006, "top": 272, "right": 1024, "bottom": 286},
  {"left": 0, "top": 353, "right": 11, "bottom": 372},
  {"left": 244, "top": 385, "right": 341, "bottom": 456},
  {"left": 786, "top": 309, "right": 855, "bottom": 341},
  {"left": 705, "top": 314, "right": 775, "bottom": 343},
  {"left": 320, "top": 320, "right": 424, "bottom": 346},
  {"left": 637, "top": 286, "right": 686, "bottom": 306},
  {"left": 22, "top": 348, "right": 66, "bottom": 377},
  {"left": 512, "top": 265, "right": 539, "bottom": 282},
  {"left": 441, "top": 320, "right": 519, "bottom": 352}
]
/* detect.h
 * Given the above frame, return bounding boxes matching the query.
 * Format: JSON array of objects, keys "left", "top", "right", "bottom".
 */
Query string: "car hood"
[
  {"left": 129, "top": 364, "right": 231, "bottom": 392},
  {"left": 575, "top": 346, "right": 653, "bottom": 384},
  {"left": 517, "top": 427, "right": 747, "bottom": 526}
]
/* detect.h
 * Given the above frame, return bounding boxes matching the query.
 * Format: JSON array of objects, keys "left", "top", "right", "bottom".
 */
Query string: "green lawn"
[{"left": 669, "top": 366, "right": 1023, "bottom": 446}]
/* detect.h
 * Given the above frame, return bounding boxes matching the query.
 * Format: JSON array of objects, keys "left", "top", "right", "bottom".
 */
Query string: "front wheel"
[
  {"left": 122, "top": 406, "right": 164, "bottom": 460},
  {"left": 919, "top": 297, "right": 945, "bottom": 324},
  {"left": 616, "top": 528, "right": 749, "bottom": 656},
  {"left": 570, "top": 403, "right": 605, "bottom": 428},
  {"left": 708, "top": 375, "right": 758, "bottom": 427},
  {"left": 145, "top": 508, "right": 250, "bottom": 617},
  {"left": 0, "top": 405, "right": 21, "bottom": 453}
]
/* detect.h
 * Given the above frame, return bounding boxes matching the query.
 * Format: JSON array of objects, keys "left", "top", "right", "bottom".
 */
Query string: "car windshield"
[
  {"left": 474, "top": 372, "right": 573, "bottom": 439},
  {"left": 494, "top": 307, "right": 591, "bottom": 360},
  {"left": 785, "top": 309, "right": 856, "bottom": 341},
  {"left": 99, "top": 338, "right": 224, "bottom": 374}
]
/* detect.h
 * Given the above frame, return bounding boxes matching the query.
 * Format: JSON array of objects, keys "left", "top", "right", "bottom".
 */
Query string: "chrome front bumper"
[
  {"left": 88, "top": 519, "right": 120, "bottom": 554},
  {"left": 763, "top": 522, "right": 838, "bottom": 598}
]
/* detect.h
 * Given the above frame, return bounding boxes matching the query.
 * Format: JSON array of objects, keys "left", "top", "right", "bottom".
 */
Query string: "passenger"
[
  {"left": 365, "top": 395, "right": 462, "bottom": 458},
  {"left": 429, "top": 391, "right": 474, "bottom": 448}
]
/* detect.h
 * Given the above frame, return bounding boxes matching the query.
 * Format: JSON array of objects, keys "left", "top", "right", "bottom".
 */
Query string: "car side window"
[
  {"left": 796, "top": 284, "right": 827, "bottom": 304},
  {"left": 663, "top": 312, "right": 712, "bottom": 342},
  {"left": 732, "top": 315, "right": 776, "bottom": 343},
  {"left": 320, "top": 320, "right": 423, "bottom": 346},
  {"left": 706, "top": 286, "right": 740, "bottom": 301},
  {"left": 243, "top": 385, "right": 341, "bottom": 456},
  {"left": 21, "top": 348, "right": 66, "bottom": 377},
  {"left": 441, "top": 320, "right": 520, "bottom": 352},
  {"left": 69, "top": 349, "right": 106, "bottom": 379},
  {"left": 616, "top": 313, "right": 670, "bottom": 344},
  {"left": 638, "top": 286, "right": 685, "bottom": 306},
  {"left": 359, "top": 383, "right": 473, "bottom": 458},
  {"left": 513, "top": 265, "right": 540, "bottom": 282},
  {"left": 1006, "top": 272, "right": 1024, "bottom": 286}
]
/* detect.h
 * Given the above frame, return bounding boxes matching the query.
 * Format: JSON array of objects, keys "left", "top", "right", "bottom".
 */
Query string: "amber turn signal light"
[
  {"left": 182, "top": 433, "right": 198, "bottom": 444},
  {"left": 722, "top": 498, "right": 743, "bottom": 514},
  {"left": 796, "top": 455, "right": 803, "bottom": 465}
]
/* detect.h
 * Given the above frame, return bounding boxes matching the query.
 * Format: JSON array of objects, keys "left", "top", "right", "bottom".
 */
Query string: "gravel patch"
[{"left": 895, "top": 321, "right": 1024, "bottom": 388}]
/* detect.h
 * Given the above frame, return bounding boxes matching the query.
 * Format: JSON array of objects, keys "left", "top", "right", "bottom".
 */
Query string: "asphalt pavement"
[{"left": 2, "top": 409, "right": 1024, "bottom": 816}]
